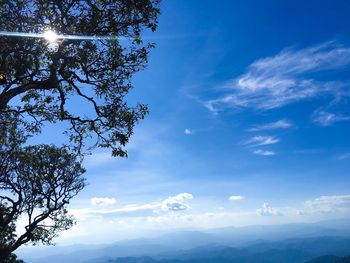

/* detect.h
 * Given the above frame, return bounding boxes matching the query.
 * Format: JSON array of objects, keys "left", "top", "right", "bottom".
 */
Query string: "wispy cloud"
[
  {"left": 90, "top": 197, "right": 117, "bottom": 206},
  {"left": 228, "top": 195, "right": 245, "bottom": 201},
  {"left": 299, "top": 194, "right": 350, "bottom": 215},
  {"left": 247, "top": 119, "right": 293, "bottom": 132},
  {"left": 312, "top": 110, "right": 350, "bottom": 126},
  {"left": 244, "top": 136, "right": 280, "bottom": 147},
  {"left": 75, "top": 193, "right": 194, "bottom": 217},
  {"left": 253, "top": 149, "right": 275, "bottom": 156},
  {"left": 111, "top": 203, "right": 159, "bottom": 213},
  {"left": 336, "top": 153, "right": 350, "bottom": 160},
  {"left": 205, "top": 41, "right": 350, "bottom": 112},
  {"left": 184, "top": 128, "right": 194, "bottom": 135},
  {"left": 256, "top": 202, "right": 283, "bottom": 216}
]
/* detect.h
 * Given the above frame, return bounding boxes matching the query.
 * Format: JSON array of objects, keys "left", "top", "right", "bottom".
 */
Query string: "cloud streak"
[
  {"left": 337, "top": 153, "right": 350, "bottom": 160},
  {"left": 299, "top": 194, "right": 350, "bottom": 215},
  {"left": 244, "top": 136, "right": 280, "bottom": 147},
  {"left": 247, "top": 119, "right": 293, "bottom": 132},
  {"left": 312, "top": 110, "right": 350, "bottom": 126},
  {"left": 229, "top": 195, "right": 245, "bottom": 201},
  {"left": 205, "top": 41, "right": 350, "bottom": 112},
  {"left": 75, "top": 193, "right": 194, "bottom": 217},
  {"left": 253, "top": 149, "right": 275, "bottom": 156}
]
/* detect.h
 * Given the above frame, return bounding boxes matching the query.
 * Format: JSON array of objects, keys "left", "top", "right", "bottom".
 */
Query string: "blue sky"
[{"left": 33, "top": 0, "right": 350, "bottom": 244}]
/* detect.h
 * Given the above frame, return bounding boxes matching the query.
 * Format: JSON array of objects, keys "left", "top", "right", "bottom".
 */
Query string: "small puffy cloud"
[
  {"left": 253, "top": 149, "right": 275, "bottom": 156},
  {"left": 229, "top": 195, "right": 244, "bottom": 201},
  {"left": 312, "top": 110, "right": 350, "bottom": 126},
  {"left": 161, "top": 193, "right": 194, "bottom": 212},
  {"left": 91, "top": 197, "right": 117, "bottom": 206},
  {"left": 256, "top": 202, "right": 283, "bottom": 216},
  {"left": 300, "top": 194, "right": 350, "bottom": 214},
  {"left": 247, "top": 119, "right": 293, "bottom": 132},
  {"left": 244, "top": 136, "right": 280, "bottom": 147},
  {"left": 184, "top": 128, "right": 194, "bottom": 135}
]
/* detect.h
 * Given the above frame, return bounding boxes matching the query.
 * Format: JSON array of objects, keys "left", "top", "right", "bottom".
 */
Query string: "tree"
[
  {"left": 0, "top": 0, "right": 159, "bottom": 156},
  {"left": 0, "top": 0, "right": 160, "bottom": 261},
  {"left": 0, "top": 112, "right": 86, "bottom": 261}
]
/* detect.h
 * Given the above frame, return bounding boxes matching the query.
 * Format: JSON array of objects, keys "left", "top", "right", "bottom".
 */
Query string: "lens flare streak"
[{"left": 0, "top": 31, "right": 121, "bottom": 41}]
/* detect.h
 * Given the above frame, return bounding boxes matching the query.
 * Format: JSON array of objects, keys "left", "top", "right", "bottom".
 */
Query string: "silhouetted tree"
[
  {"left": 0, "top": 0, "right": 159, "bottom": 156},
  {"left": 0, "top": 0, "right": 160, "bottom": 261},
  {"left": 0, "top": 113, "right": 86, "bottom": 261}
]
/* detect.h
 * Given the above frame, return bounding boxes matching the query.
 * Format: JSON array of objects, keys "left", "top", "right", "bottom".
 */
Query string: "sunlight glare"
[{"left": 43, "top": 30, "right": 58, "bottom": 43}]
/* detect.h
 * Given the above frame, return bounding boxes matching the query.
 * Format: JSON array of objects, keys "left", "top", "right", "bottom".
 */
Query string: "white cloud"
[
  {"left": 90, "top": 197, "right": 117, "bottom": 206},
  {"left": 161, "top": 193, "right": 194, "bottom": 211},
  {"left": 256, "top": 202, "right": 283, "bottom": 216},
  {"left": 244, "top": 136, "right": 280, "bottom": 147},
  {"left": 73, "top": 203, "right": 160, "bottom": 219},
  {"left": 113, "top": 203, "right": 159, "bottom": 213},
  {"left": 205, "top": 41, "right": 350, "bottom": 112},
  {"left": 300, "top": 195, "right": 350, "bottom": 214},
  {"left": 229, "top": 195, "right": 244, "bottom": 201},
  {"left": 60, "top": 208, "right": 294, "bottom": 244},
  {"left": 184, "top": 128, "right": 194, "bottom": 135},
  {"left": 79, "top": 193, "right": 194, "bottom": 217},
  {"left": 247, "top": 119, "right": 293, "bottom": 132},
  {"left": 312, "top": 110, "right": 350, "bottom": 126},
  {"left": 253, "top": 149, "right": 275, "bottom": 156}
]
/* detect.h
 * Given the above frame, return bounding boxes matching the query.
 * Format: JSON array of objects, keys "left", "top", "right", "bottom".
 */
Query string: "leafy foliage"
[
  {"left": 0, "top": 0, "right": 160, "bottom": 261},
  {"left": 0, "top": 113, "right": 86, "bottom": 260},
  {"left": 0, "top": 0, "right": 160, "bottom": 156}
]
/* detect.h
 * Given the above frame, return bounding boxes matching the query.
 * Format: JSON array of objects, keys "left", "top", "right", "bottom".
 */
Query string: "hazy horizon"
[{"left": 16, "top": 219, "right": 350, "bottom": 263}]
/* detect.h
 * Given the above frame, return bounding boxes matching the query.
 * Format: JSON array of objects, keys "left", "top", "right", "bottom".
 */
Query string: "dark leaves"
[{"left": 0, "top": 0, "right": 159, "bottom": 156}]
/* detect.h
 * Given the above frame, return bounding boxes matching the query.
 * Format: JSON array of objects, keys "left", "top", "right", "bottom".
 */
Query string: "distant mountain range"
[
  {"left": 91, "top": 254, "right": 350, "bottom": 263},
  {"left": 19, "top": 219, "right": 350, "bottom": 263},
  {"left": 84, "top": 237, "right": 350, "bottom": 263},
  {"left": 305, "top": 255, "right": 350, "bottom": 263}
]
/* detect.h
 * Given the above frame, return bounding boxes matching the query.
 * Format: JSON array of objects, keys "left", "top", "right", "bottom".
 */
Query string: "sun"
[{"left": 43, "top": 30, "right": 58, "bottom": 43}]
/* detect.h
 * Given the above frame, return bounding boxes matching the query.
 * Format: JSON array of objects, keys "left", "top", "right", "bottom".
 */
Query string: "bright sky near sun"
[{"left": 32, "top": 0, "right": 350, "bottom": 244}]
